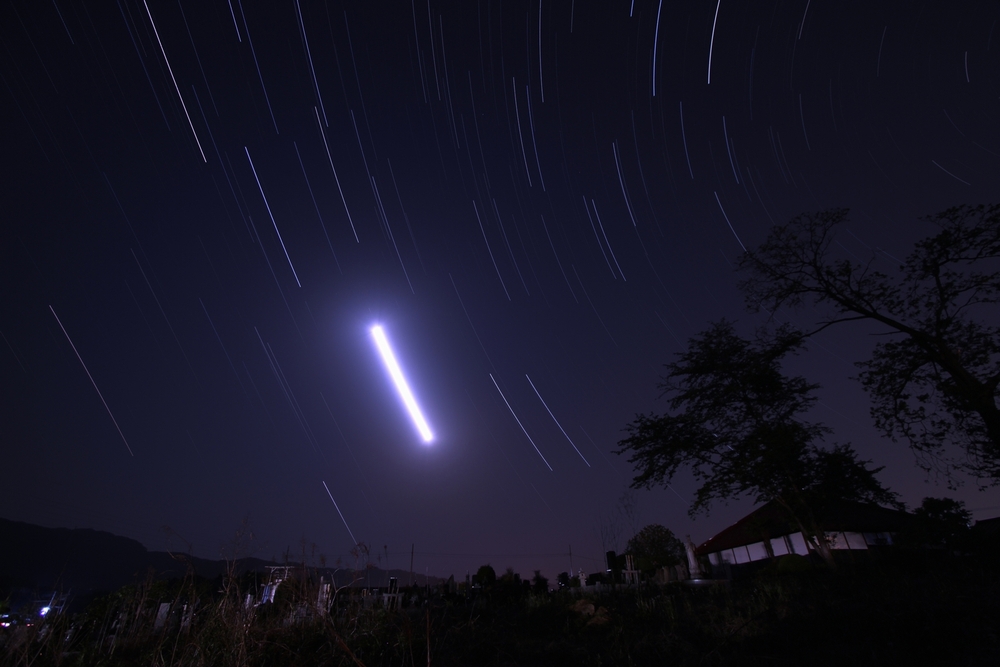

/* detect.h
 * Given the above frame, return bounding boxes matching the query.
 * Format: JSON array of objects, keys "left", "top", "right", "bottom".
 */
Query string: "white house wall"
[
  {"left": 826, "top": 531, "right": 871, "bottom": 550},
  {"left": 746, "top": 541, "right": 769, "bottom": 561},
  {"left": 787, "top": 532, "right": 808, "bottom": 554},
  {"left": 863, "top": 532, "right": 894, "bottom": 546},
  {"left": 715, "top": 549, "right": 737, "bottom": 565},
  {"left": 770, "top": 537, "right": 790, "bottom": 557},
  {"left": 706, "top": 529, "right": 882, "bottom": 565},
  {"left": 844, "top": 532, "right": 869, "bottom": 549}
]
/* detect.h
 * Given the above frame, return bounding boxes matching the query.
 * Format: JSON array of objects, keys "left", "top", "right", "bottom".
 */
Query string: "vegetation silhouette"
[
  {"left": 625, "top": 524, "right": 685, "bottom": 576},
  {"left": 738, "top": 204, "right": 1000, "bottom": 480},
  {"left": 4, "top": 544, "right": 1000, "bottom": 666},
  {"left": 4, "top": 205, "right": 999, "bottom": 665},
  {"left": 616, "top": 320, "right": 899, "bottom": 566}
]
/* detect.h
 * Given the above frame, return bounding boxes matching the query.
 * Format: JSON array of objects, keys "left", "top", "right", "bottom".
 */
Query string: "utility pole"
[
  {"left": 569, "top": 545, "right": 573, "bottom": 578},
  {"left": 409, "top": 543, "right": 415, "bottom": 587}
]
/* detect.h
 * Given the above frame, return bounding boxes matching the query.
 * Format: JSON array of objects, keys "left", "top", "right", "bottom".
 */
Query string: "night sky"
[{"left": 3, "top": 0, "right": 1000, "bottom": 581}]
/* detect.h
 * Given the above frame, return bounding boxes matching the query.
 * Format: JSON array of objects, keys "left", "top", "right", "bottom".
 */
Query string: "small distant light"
[{"left": 39, "top": 607, "right": 50, "bottom": 617}]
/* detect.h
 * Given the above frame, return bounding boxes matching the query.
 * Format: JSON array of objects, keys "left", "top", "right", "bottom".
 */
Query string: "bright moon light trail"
[{"left": 370, "top": 325, "right": 433, "bottom": 442}]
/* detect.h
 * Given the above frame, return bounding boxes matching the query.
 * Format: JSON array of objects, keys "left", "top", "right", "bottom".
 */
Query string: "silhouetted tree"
[
  {"left": 898, "top": 497, "right": 973, "bottom": 550},
  {"left": 617, "top": 321, "right": 900, "bottom": 566},
  {"left": 474, "top": 564, "right": 496, "bottom": 590},
  {"left": 495, "top": 567, "right": 525, "bottom": 600},
  {"left": 738, "top": 204, "right": 1000, "bottom": 479},
  {"left": 625, "top": 524, "right": 684, "bottom": 575},
  {"left": 556, "top": 571, "right": 581, "bottom": 588},
  {"left": 531, "top": 570, "right": 549, "bottom": 594}
]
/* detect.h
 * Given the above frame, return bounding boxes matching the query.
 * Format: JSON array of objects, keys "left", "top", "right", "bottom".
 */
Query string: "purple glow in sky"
[{"left": 3, "top": 0, "right": 999, "bottom": 582}]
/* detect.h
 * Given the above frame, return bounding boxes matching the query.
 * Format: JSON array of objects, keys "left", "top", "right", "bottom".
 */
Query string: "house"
[
  {"left": 972, "top": 515, "right": 1000, "bottom": 540},
  {"left": 695, "top": 500, "right": 910, "bottom": 573}
]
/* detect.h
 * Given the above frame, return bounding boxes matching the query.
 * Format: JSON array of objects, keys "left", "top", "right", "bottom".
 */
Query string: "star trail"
[{"left": 2, "top": 0, "right": 998, "bottom": 579}]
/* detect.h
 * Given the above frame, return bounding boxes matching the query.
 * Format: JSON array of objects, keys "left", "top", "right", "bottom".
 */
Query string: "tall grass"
[{"left": 2, "top": 550, "right": 998, "bottom": 666}]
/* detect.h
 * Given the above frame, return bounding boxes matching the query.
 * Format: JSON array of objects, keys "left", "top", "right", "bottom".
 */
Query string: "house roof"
[
  {"left": 695, "top": 500, "right": 911, "bottom": 556},
  {"left": 973, "top": 515, "right": 1000, "bottom": 536}
]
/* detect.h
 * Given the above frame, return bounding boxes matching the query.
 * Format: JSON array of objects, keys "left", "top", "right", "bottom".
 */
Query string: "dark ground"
[{"left": 2, "top": 547, "right": 999, "bottom": 666}]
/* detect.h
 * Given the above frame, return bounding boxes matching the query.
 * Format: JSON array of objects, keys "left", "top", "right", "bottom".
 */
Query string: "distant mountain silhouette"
[{"left": 0, "top": 518, "right": 444, "bottom": 603}]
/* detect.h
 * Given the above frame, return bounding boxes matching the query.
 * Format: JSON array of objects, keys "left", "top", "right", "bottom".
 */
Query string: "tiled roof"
[{"left": 695, "top": 500, "right": 910, "bottom": 556}]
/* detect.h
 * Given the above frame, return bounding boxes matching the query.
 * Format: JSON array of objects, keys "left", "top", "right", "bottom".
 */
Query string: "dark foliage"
[
  {"left": 531, "top": 571, "right": 549, "bottom": 594},
  {"left": 738, "top": 204, "right": 1000, "bottom": 480},
  {"left": 555, "top": 572, "right": 581, "bottom": 589},
  {"left": 474, "top": 564, "right": 497, "bottom": 589},
  {"left": 3, "top": 550, "right": 1000, "bottom": 666},
  {"left": 897, "top": 497, "right": 974, "bottom": 550},
  {"left": 616, "top": 321, "right": 899, "bottom": 564},
  {"left": 626, "top": 524, "right": 685, "bottom": 573}
]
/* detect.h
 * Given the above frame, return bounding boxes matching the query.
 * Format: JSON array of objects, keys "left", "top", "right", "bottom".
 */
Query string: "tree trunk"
[
  {"left": 776, "top": 496, "right": 836, "bottom": 569},
  {"left": 804, "top": 532, "right": 836, "bottom": 568}
]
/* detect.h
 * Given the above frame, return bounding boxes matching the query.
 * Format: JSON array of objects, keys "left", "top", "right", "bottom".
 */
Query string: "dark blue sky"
[{"left": 2, "top": 0, "right": 999, "bottom": 580}]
